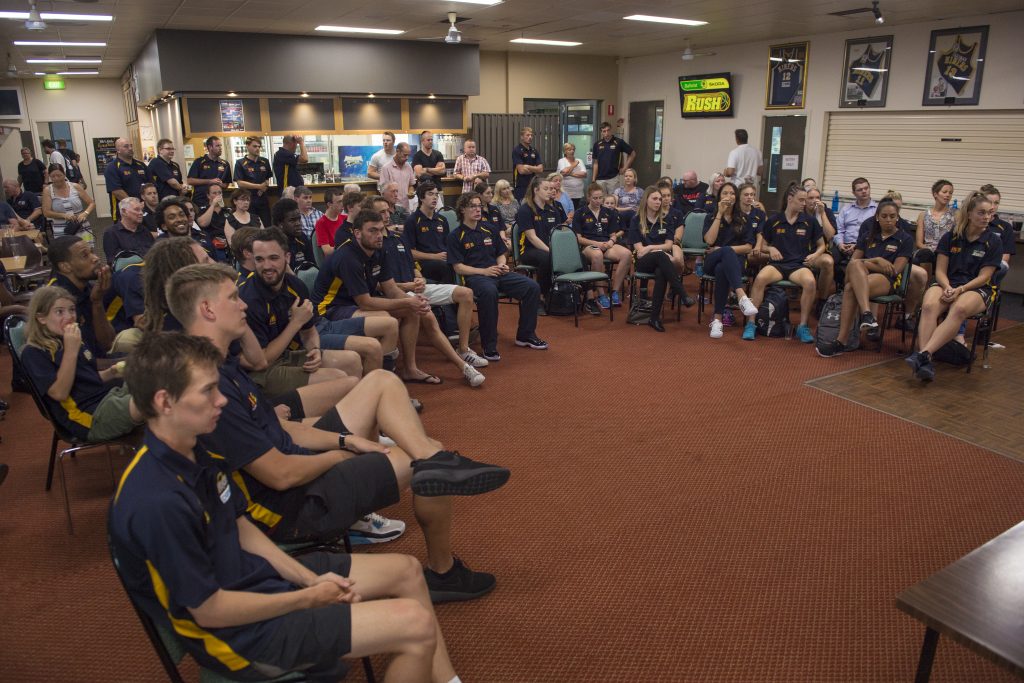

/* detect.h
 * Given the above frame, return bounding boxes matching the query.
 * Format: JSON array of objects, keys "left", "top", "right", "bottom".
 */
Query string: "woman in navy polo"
[
  {"left": 907, "top": 191, "right": 1002, "bottom": 381},
  {"left": 702, "top": 182, "right": 759, "bottom": 339},
  {"left": 629, "top": 186, "right": 690, "bottom": 332},
  {"left": 20, "top": 286, "right": 142, "bottom": 443},
  {"left": 738, "top": 183, "right": 768, "bottom": 269},
  {"left": 516, "top": 176, "right": 560, "bottom": 303}
]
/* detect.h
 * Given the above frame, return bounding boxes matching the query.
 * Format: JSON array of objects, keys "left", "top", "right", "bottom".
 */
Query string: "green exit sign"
[{"left": 42, "top": 77, "right": 65, "bottom": 90}]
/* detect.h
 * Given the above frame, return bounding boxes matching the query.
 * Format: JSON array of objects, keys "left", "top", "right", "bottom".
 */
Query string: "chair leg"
[
  {"left": 58, "top": 448, "right": 74, "bottom": 534},
  {"left": 45, "top": 431, "right": 58, "bottom": 491}
]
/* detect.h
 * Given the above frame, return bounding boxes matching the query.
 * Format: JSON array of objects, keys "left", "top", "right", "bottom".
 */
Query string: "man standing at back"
[
  {"left": 724, "top": 129, "right": 763, "bottom": 187},
  {"left": 233, "top": 136, "right": 274, "bottom": 227},
  {"left": 366, "top": 131, "right": 396, "bottom": 190},
  {"left": 274, "top": 134, "right": 308, "bottom": 190},
  {"left": 379, "top": 143, "right": 415, "bottom": 213},
  {"left": 591, "top": 122, "right": 635, "bottom": 195},
  {"left": 43, "top": 139, "right": 66, "bottom": 171},
  {"left": 104, "top": 137, "right": 149, "bottom": 221},
  {"left": 412, "top": 130, "right": 446, "bottom": 181},
  {"left": 147, "top": 138, "right": 187, "bottom": 200},
  {"left": 187, "top": 136, "right": 231, "bottom": 211},
  {"left": 512, "top": 127, "right": 543, "bottom": 201}
]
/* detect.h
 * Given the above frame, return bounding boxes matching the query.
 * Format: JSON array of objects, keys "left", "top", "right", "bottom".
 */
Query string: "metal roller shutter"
[{"left": 822, "top": 111, "right": 1024, "bottom": 213}]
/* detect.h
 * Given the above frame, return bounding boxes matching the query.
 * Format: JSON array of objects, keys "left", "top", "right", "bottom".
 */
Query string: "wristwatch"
[{"left": 338, "top": 429, "right": 352, "bottom": 450}]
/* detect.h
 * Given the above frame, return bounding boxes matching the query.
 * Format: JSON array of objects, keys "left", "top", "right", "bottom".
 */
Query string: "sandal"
[{"left": 403, "top": 374, "right": 443, "bottom": 385}]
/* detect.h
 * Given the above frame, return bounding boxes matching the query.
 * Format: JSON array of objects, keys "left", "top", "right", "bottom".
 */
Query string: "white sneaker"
[
  {"left": 738, "top": 295, "right": 758, "bottom": 317},
  {"left": 378, "top": 435, "right": 397, "bottom": 447},
  {"left": 349, "top": 512, "right": 406, "bottom": 544},
  {"left": 709, "top": 319, "right": 724, "bottom": 339},
  {"left": 459, "top": 349, "right": 489, "bottom": 368},
  {"left": 463, "top": 363, "right": 485, "bottom": 387}
]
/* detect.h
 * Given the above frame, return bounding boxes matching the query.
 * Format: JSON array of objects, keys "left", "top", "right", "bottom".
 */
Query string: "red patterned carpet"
[{"left": 1, "top": 308, "right": 1022, "bottom": 682}]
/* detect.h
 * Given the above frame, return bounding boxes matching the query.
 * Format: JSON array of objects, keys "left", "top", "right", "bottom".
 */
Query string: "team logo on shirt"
[
  {"left": 795, "top": 228, "right": 806, "bottom": 236},
  {"left": 216, "top": 471, "right": 231, "bottom": 504},
  {"left": 248, "top": 392, "right": 258, "bottom": 410},
  {"left": 83, "top": 348, "right": 93, "bottom": 361},
  {"left": 885, "top": 244, "right": 897, "bottom": 253},
  {"left": 971, "top": 249, "right": 985, "bottom": 258},
  {"left": 372, "top": 265, "right": 382, "bottom": 276},
  {"left": 482, "top": 238, "right": 492, "bottom": 246}
]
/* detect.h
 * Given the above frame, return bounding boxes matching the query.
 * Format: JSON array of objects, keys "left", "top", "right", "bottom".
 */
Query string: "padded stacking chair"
[{"left": 550, "top": 227, "right": 612, "bottom": 327}]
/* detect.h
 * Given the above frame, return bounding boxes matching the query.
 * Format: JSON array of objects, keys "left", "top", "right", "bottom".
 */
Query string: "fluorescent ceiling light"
[
  {"left": 510, "top": 38, "right": 581, "bottom": 47},
  {"left": 448, "top": 0, "right": 502, "bottom": 4},
  {"left": 35, "top": 71, "right": 99, "bottom": 75},
  {"left": 27, "top": 58, "right": 100, "bottom": 63},
  {"left": 15, "top": 41, "right": 107, "bottom": 47},
  {"left": 315, "top": 25, "right": 404, "bottom": 35},
  {"left": 624, "top": 14, "right": 707, "bottom": 27},
  {"left": 0, "top": 11, "right": 112, "bottom": 21}
]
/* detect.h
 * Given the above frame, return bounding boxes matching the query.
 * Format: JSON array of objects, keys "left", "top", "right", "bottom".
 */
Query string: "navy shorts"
[
  {"left": 323, "top": 305, "right": 359, "bottom": 322},
  {"left": 770, "top": 261, "right": 809, "bottom": 280},
  {"left": 316, "top": 316, "right": 367, "bottom": 351}
]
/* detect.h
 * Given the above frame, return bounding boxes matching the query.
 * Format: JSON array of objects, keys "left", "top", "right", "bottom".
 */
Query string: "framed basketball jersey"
[
  {"left": 840, "top": 36, "right": 893, "bottom": 109},
  {"left": 922, "top": 26, "right": 989, "bottom": 106},
  {"left": 766, "top": 42, "right": 809, "bottom": 109}
]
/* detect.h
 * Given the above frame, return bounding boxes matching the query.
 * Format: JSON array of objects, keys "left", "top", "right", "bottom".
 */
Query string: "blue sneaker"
[
  {"left": 611, "top": 291, "right": 622, "bottom": 307},
  {"left": 696, "top": 262, "right": 705, "bottom": 277},
  {"left": 796, "top": 324, "right": 814, "bottom": 343},
  {"left": 597, "top": 294, "right": 611, "bottom": 309},
  {"left": 742, "top": 321, "right": 756, "bottom": 341}
]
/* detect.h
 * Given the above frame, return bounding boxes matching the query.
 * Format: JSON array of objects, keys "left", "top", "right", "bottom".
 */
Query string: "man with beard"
[
  {"left": 187, "top": 136, "right": 231, "bottom": 210},
  {"left": 155, "top": 197, "right": 216, "bottom": 259},
  {"left": 46, "top": 235, "right": 116, "bottom": 355}
]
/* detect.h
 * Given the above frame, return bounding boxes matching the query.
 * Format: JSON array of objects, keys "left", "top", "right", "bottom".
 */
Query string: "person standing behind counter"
[{"left": 273, "top": 134, "right": 308, "bottom": 190}]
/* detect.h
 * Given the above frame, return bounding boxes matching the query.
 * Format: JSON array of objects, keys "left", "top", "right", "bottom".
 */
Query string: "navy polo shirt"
[
  {"left": 511, "top": 144, "right": 541, "bottom": 197},
  {"left": 18, "top": 158, "right": 47, "bottom": 193},
  {"left": 282, "top": 233, "right": 315, "bottom": 272},
  {"left": 856, "top": 216, "right": 916, "bottom": 244},
  {"left": 198, "top": 354, "right": 311, "bottom": 531},
  {"left": 187, "top": 156, "right": 232, "bottom": 207},
  {"left": 110, "top": 261, "right": 146, "bottom": 324},
  {"left": 312, "top": 240, "right": 391, "bottom": 317},
  {"left": 0, "top": 202, "right": 16, "bottom": 225},
  {"left": 233, "top": 156, "right": 273, "bottom": 207},
  {"left": 516, "top": 203, "right": 560, "bottom": 253},
  {"left": 627, "top": 214, "right": 673, "bottom": 248},
  {"left": 21, "top": 341, "right": 108, "bottom": 441},
  {"left": 937, "top": 228, "right": 1003, "bottom": 288},
  {"left": 479, "top": 204, "right": 502, "bottom": 232},
  {"left": 102, "top": 222, "right": 156, "bottom": 263},
  {"left": 8, "top": 190, "right": 42, "bottom": 226},
  {"left": 591, "top": 136, "right": 634, "bottom": 180},
  {"left": 744, "top": 207, "right": 768, "bottom": 236},
  {"left": 673, "top": 182, "right": 709, "bottom": 215},
  {"left": 104, "top": 157, "right": 149, "bottom": 219},
  {"left": 147, "top": 156, "right": 184, "bottom": 200},
  {"left": 989, "top": 217, "right": 1017, "bottom": 257},
  {"left": 273, "top": 148, "right": 301, "bottom": 188},
  {"left": 383, "top": 230, "right": 418, "bottom": 284},
  {"left": 703, "top": 213, "right": 755, "bottom": 249},
  {"left": 664, "top": 205, "right": 685, "bottom": 234},
  {"left": 855, "top": 229, "right": 914, "bottom": 263},
  {"left": 447, "top": 223, "right": 506, "bottom": 269},
  {"left": 762, "top": 212, "right": 823, "bottom": 263},
  {"left": 404, "top": 210, "right": 450, "bottom": 255},
  {"left": 110, "top": 430, "right": 292, "bottom": 675},
  {"left": 239, "top": 272, "right": 315, "bottom": 351},
  {"left": 333, "top": 221, "right": 354, "bottom": 248},
  {"left": 572, "top": 206, "right": 619, "bottom": 242}
]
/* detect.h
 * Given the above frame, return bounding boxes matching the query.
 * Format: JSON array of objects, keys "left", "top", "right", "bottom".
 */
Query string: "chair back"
[
  {"left": 313, "top": 242, "right": 325, "bottom": 269},
  {"left": 296, "top": 265, "right": 319, "bottom": 293},
  {"left": 439, "top": 209, "right": 458, "bottom": 229},
  {"left": 5, "top": 313, "right": 26, "bottom": 357},
  {"left": 511, "top": 222, "right": 525, "bottom": 261},
  {"left": 113, "top": 252, "right": 144, "bottom": 272},
  {"left": 681, "top": 212, "right": 707, "bottom": 250},
  {"left": 4, "top": 315, "right": 65, "bottom": 430},
  {"left": 894, "top": 260, "right": 913, "bottom": 298},
  {"left": 550, "top": 227, "right": 583, "bottom": 276}
]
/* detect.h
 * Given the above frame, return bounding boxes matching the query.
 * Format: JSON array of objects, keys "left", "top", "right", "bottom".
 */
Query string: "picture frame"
[
  {"left": 765, "top": 42, "right": 809, "bottom": 109},
  {"left": 922, "top": 25, "right": 988, "bottom": 106},
  {"left": 839, "top": 35, "right": 893, "bottom": 108}
]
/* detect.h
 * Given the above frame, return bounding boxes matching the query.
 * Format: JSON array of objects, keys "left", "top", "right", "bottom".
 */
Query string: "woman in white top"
[
  {"left": 41, "top": 163, "right": 94, "bottom": 238},
  {"left": 556, "top": 142, "right": 588, "bottom": 210},
  {"left": 915, "top": 179, "right": 956, "bottom": 278}
]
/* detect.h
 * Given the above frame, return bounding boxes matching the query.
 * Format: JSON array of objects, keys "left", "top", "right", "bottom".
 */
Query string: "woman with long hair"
[
  {"left": 906, "top": 191, "right": 1002, "bottom": 381},
  {"left": 41, "top": 163, "right": 94, "bottom": 238},
  {"left": 738, "top": 183, "right": 768, "bottom": 268},
  {"left": 573, "top": 183, "right": 630, "bottom": 312},
  {"left": 817, "top": 199, "right": 914, "bottom": 356},
  {"left": 702, "top": 182, "right": 759, "bottom": 338},
  {"left": 613, "top": 168, "right": 643, "bottom": 215},
  {"left": 493, "top": 178, "right": 520, "bottom": 232},
  {"left": 516, "top": 176, "right": 560, "bottom": 304},
  {"left": 629, "top": 186, "right": 690, "bottom": 332},
  {"left": 914, "top": 179, "right": 955, "bottom": 277},
  {"left": 20, "top": 286, "right": 142, "bottom": 443}
]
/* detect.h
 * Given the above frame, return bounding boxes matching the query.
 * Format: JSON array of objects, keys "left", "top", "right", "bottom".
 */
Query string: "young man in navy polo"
[
  {"left": 233, "top": 136, "right": 274, "bottom": 227},
  {"left": 405, "top": 182, "right": 454, "bottom": 284},
  {"left": 147, "top": 138, "right": 186, "bottom": 200},
  {"left": 47, "top": 235, "right": 116, "bottom": 355},
  {"left": 447, "top": 192, "right": 547, "bottom": 362},
  {"left": 110, "top": 332, "right": 465, "bottom": 682},
  {"left": 591, "top": 122, "right": 635, "bottom": 195},
  {"left": 187, "top": 136, "right": 232, "bottom": 210},
  {"left": 270, "top": 198, "right": 315, "bottom": 271},
  {"left": 170, "top": 263, "right": 509, "bottom": 602},
  {"left": 511, "top": 126, "right": 543, "bottom": 201}
]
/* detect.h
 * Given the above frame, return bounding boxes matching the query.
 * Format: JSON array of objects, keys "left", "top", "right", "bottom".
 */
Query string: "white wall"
[
  {"left": 0, "top": 77, "right": 127, "bottom": 217},
  {"left": 618, "top": 10, "right": 1024, "bottom": 201}
]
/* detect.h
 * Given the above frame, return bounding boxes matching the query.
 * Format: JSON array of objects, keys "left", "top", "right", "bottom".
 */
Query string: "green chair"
[
  {"left": 312, "top": 242, "right": 325, "bottom": 269},
  {"left": 295, "top": 265, "right": 318, "bottom": 293},
  {"left": 112, "top": 253, "right": 144, "bottom": 272},
  {"left": 550, "top": 228, "right": 612, "bottom": 327},
  {"left": 439, "top": 209, "right": 458, "bottom": 229},
  {"left": 868, "top": 261, "right": 913, "bottom": 353},
  {"left": 679, "top": 212, "right": 708, "bottom": 258},
  {"left": 509, "top": 223, "right": 536, "bottom": 277}
]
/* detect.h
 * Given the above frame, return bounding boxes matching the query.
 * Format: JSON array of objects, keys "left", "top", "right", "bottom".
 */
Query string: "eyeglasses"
[{"left": 467, "top": 203, "right": 483, "bottom": 209}]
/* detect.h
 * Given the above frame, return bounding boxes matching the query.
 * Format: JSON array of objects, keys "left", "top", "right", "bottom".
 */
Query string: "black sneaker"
[
  {"left": 865, "top": 326, "right": 881, "bottom": 343},
  {"left": 515, "top": 336, "right": 549, "bottom": 350},
  {"left": 859, "top": 311, "right": 878, "bottom": 330},
  {"left": 681, "top": 295, "right": 696, "bottom": 308},
  {"left": 915, "top": 352, "right": 935, "bottom": 382},
  {"left": 410, "top": 450, "right": 510, "bottom": 497},
  {"left": 482, "top": 349, "right": 501, "bottom": 362},
  {"left": 816, "top": 340, "right": 845, "bottom": 358},
  {"left": 904, "top": 351, "right": 923, "bottom": 374},
  {"left": 424, "top": 556, "right": 496, "bottom": 603},
  {"left": 584, "top": 299, "right": 601, "bottom": 316}
]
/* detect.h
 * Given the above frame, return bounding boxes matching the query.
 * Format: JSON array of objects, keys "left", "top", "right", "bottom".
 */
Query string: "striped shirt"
[{"left": 299, "top": 208, "right": 323, "bottom": 240}]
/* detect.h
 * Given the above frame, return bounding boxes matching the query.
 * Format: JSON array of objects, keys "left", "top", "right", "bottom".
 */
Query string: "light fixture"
[
  {"left": 510, "top": 38, "right": 582, "bottom": 47},
  {"left": 315, "top": 25, "right": 404, "bottom": 35},
  {"left": 444, "top": 13, "right": 462, "bottom": 45},
  {"left": 25, "top": 2, "right": 45, "bottom": 31},
  {"left": 226, "top": 91, "right": 237, "bottom": 97},
  {"left": 0, "top": 11, "right": 112, "bottom": 21},
  {"left": 447, "top": 0, "right": 502, "bottom": 5},
  {"left": 428, "top": 93, "right": 436, "bottom": 99},
  {"left": 367, "top": 93, "right": 375, "bottom": 98},
  {"left": 623, "top": 14, "right": 707, "bottom": 27},
  {"left": 300, "top": 92, "right": 309, "bottom": 97},
  {"left": 54, "top": 70, "right": 98, "bottom": 75},
  {"left": 27, "top": 58, "right": 101, "bottom": 63},
  {"left": 872, "top": 1, "right": 884, "bottom": 24},
  {"left": 14, "top": 41, "right": 107, "bottom": 47}
]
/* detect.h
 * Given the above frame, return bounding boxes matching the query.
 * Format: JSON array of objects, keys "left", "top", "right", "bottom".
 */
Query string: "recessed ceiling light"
[
  {"left": 428, "top": 93, "right": 436, "bottom": 99},
  {"left": 510, "top": 38, "right": 581, "bottom": 47},
  {"left": 0, "top": 11, "right": 112, "bottom": 21},
  {"left": 226, "top": 91, "right": 237, "bottom": 97},
  {"left": 367, "top": 93, "right": 375, "bottom": 98},
  {"left": 623, "top": 14, "right": 707, "bottom": 27},
  {"left": 14, "top": 41, "right": 107, "bottom": 47},
  {"left": 448, "top": 0, "right": 502, "bottom": 4},
  {"left": 315, "top": 25, "right": 404, "bottom": 35},
  {"left": 300, "top": 92, "right": 309, "bottom": 97},
  {"left": 27, "top": 58, "right": 101, "bottom": 63}
]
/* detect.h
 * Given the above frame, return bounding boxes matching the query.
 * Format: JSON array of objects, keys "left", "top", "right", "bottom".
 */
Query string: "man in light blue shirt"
[{"left": 833, "top": 177, "right": 877, "bottom": 287}]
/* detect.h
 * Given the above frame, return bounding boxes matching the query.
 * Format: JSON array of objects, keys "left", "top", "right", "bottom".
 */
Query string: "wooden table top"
[{"left": 896, "top": 520, "right": 1024, "bottom": 677}]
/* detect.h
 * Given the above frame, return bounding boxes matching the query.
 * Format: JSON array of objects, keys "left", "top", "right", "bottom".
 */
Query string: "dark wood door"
[{"left": 629, "top": 100, "right": 663, "bottom": 187}]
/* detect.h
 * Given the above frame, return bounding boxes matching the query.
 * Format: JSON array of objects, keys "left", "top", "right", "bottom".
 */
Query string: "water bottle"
[
  {"left": 831, "top": 190, "right": 840, "bottom": 212},
  {"left": 952, "top": 199, "right": 958, "bottom": 210}
]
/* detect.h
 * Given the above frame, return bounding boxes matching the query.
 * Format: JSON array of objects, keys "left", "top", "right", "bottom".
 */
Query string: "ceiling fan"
[
  {"left": 830, "top": 0, "right": 885, "bottom": 24},
  {"left": 418, "top": 12, "right": 476, "bottom": 45},
  {"left": 681, "top": 41, "right": 715, "bottom": 61}
]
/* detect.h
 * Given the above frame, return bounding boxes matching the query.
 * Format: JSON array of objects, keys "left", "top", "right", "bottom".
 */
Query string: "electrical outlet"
[{"left": 665, "top": 163, "right": 672, "bottom": 169}]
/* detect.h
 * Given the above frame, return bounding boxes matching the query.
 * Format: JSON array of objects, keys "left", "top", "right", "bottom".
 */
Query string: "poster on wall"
[
  {"left": 765, "top": 42, "right": 809, "bottom": 109},
  {"left": 678, "top": 72, "right": 735, "bottom": 118},
  {"left": 922, "top": 25, "right": 988, "bottom": 106},
  {"left": 338, "top": 145, "right": 419, "bottom": 179},
  {"left": 219, "top": 99, "right": 245, "bottom": 132},
  {"left": 92, "top": 137, "right": 117, "bottom": 174},
  {"left": 840, "top": 36, "right": 893, "bottom": 108}
]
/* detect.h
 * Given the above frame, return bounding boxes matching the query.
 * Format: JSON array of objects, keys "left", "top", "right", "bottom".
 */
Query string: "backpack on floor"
[
  {"left": 627, "top": 296, "right": 654, "bottom": 325},
  {"left": 547, "top": 281, "right": 579, "bottom": 316},
  {"left": 933, "top": 339, "right": 972, "bottom": 366},
  {"left": 755, "top": 286, "right": 789, "bottom": 338},
  {"left": 431, "top": 303, "right": 459, "bottom": 337},
  {"left": 814, "top": 293, "right": 861, "bottom": 353}
]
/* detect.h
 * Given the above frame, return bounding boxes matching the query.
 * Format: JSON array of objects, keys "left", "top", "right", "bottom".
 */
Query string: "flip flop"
[{"left": 403, "top": 374, "right": 443, "bottom": 385}]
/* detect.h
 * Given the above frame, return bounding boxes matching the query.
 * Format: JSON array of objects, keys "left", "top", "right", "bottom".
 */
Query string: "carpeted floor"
[{"left": 2, "top": 305, "right": 1023, "bottom": 682}]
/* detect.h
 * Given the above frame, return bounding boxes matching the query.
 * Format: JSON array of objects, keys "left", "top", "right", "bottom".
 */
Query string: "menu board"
[{"left": 93, "top": 137, "right": 117, "bottom": 174}]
